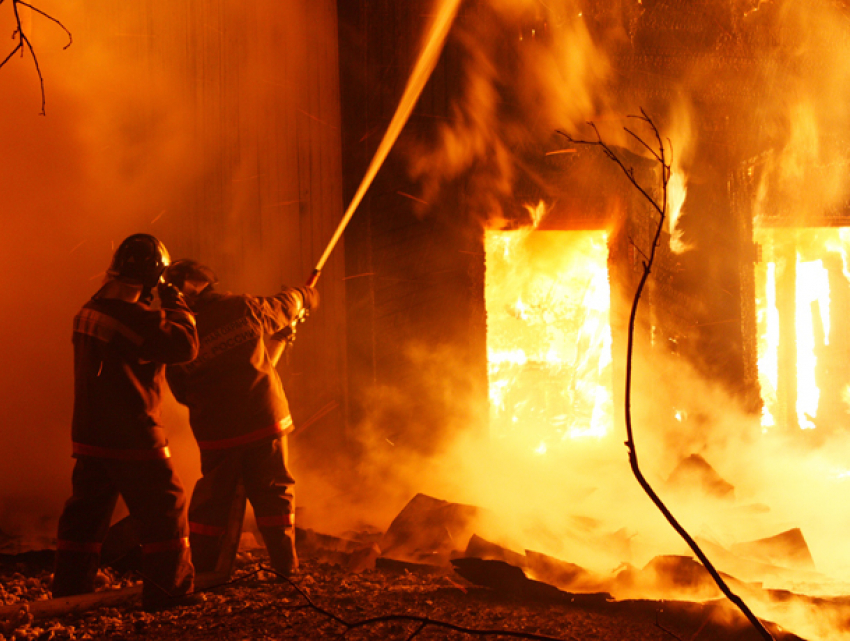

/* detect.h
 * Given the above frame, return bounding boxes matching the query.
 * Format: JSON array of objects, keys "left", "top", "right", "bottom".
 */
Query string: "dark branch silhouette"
[
  {"left": 265, "top": 567, "right": 579, "bottom": 640},
  {"left": 558, "top": 111, "right": 777, "bottom": 641},
  {"left": 0, "top": 0, "right": 72, "bottom": 115},
  {"left": 171, "top": 565, "right": 579, "bottom": 641}
]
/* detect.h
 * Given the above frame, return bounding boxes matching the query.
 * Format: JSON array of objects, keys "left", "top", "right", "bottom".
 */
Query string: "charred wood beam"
[
  {"left": 0, "top": 572, "right": 229, "bottom": 621},
  {"left": 0, "top": 586, "right": 142, "bottom": 621}
]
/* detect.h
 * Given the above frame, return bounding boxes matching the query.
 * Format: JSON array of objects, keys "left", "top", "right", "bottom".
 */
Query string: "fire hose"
[{"left": 268, "top": 0, "right": 462, "bottom": 367}]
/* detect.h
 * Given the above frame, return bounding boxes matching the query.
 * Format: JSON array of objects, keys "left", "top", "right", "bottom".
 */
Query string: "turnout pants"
[
  {"left": 188, "top": 435, "right": 296, "bottom": 576},
  {"left": 53, "top": 456, "right": 194, "bottom": 608}
]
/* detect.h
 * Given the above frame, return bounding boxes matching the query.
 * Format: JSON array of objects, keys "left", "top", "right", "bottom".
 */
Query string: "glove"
[
  {"left": 140, "top": 286, "right": 155, "bottom": 306},
  {"left": 297, "top": 286, "right": 320, "bottom": 311},
  {"left": 157, "top": 281, "right": 185, "bottom": 308}
]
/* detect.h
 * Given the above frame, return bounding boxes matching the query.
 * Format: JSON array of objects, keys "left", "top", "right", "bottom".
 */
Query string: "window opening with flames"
[
  {"left": 755, "top": 226, "right": 850, "bottom": 433},
  {"left": 485, "top": 229, "right": 613, "bottom": 454}
]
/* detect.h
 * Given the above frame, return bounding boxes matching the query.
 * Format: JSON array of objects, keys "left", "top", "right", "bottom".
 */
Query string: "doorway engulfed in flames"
[{"left": 485, "top": 228, "right": 613, "bottom": 453}]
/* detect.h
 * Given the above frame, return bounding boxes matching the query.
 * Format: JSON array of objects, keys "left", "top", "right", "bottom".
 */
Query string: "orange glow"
[
  {"left": 667, "top": 169, "right": 689, "bottom": 254},
  {"left": 485, "top": 223, "right": 612, "bottom": 451},
  {"left": 755, "top": 227, "right": 850, "bottom": 431}
]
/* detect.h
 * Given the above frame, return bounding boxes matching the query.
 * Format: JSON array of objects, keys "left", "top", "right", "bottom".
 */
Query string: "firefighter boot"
[
  {"left": 52, "top": 550, "right": 100, "bottom": 597},
  {"left": 261, "top": 526, "right": 298, "bottom": 578},
  {"left": 140, "top": 546, "right": 196, "bottom": 611}
]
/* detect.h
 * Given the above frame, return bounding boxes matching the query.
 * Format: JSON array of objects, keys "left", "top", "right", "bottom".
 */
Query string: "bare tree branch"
[
  {"left": 0, "top": 0, "right": 72, "bottom": 115},
  {"left": 256, "top": 566, "right": 580, "bottom": 641},
  {"left": 557, "top": 113, "right": 776, "bottom": 641}
]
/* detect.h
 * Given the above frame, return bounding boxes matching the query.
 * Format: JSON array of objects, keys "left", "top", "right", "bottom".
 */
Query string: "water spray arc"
[{"left": 269, "top": 0, "right": 463, "bottom": 364}]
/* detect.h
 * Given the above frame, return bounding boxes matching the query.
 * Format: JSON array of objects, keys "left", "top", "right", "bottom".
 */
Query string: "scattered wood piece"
[
  {"left": 464, "top": 534, "right": 527, "bottom": 567},
  {"left": 346, "top": 543, "right": 380, "bottom": 573},
  {"left": 450, "top": 557, "right": 612, "bottom": 606},
  {"left": 379, "top": 493, "right": 483, "bottom": 565},
  {"left": 0, "top": 586, "right": 142, "bottom": 621},
  {"left": 0, "top": 572, "right": 228, "bottom": 622},
  {"left": 732, "top": 529, "right": 815, "bottom": 572},
  {"left": 667, "top": 453, "right": 735, "bottom": 500},
  {"left": 296, "top": 527, "right": 362, "bottom": 556},
  {"left": 524, "top": 550, "right": 608, "bottom": 593},
  {"left": 375, "top": 557, "right": 446, "bottom": 575},
  {"left": 614, "top": 555, "right": 747, "bottom": 601}
]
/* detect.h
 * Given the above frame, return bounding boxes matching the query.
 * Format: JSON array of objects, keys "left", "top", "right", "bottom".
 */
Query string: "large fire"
[
  {"left": 485, "top": 220, "right": 612, "bottom": 451},
  {"left": 755, "top": 227, "right": 850, "bottom": 433}
]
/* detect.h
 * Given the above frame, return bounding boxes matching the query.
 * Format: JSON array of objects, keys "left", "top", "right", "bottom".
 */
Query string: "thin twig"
[
  {"left": 628, "top": 234, "right": 650, "bottom": 263},
  {"left": 0, "top": 0, "right": 72, "bottom": 115},
  {"left": 655, "top": 609, "right": 685, "bottom": 640},
  {"left": 557, "top": 112, "right": 776, "bottom": 641},
  {"left": 260, "top": 566, "right": 580, "bottom": 641},
  {"left": 405, "top": 621, "right": 428, "bottom": 641}
]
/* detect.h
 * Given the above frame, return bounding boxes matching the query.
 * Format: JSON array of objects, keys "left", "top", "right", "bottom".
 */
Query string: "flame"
[
  {"left": 525, "top": 200, "right": 546, "bottom": 228},
  {"left": 667, "top": 169, "right": 690, "bottom": 254},
  {"left": 485, "top": 217, "right": 612, "bottom": 452},
  {"left": 795, "top": 259, "right": 829, "bottom": 430},
  {"left": 755, "top": 227, "right": 850, "bottom": 431},
  {"left": 757, "top": 260, "right": 780, "bottom": 429}
]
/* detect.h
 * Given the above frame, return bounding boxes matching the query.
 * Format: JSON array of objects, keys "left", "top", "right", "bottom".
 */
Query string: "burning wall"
[{"left": 337, "top": 0, "right": 850, "bottom": 617}]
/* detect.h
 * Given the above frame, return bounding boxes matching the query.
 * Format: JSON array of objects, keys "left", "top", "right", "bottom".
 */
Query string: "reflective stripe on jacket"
[{"left": 166, "top": 289, "right": 304, "bottom": 445}]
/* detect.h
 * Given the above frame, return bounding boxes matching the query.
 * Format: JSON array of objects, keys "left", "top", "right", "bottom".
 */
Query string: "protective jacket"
[
  {"left": 55, "top": 287, "right": 199, "bottom": 607},
  {"left": 166, "top": 288, "right": 309, "bottom": 450},
  {"left": 71, "top": 292, "right": 198, "bottom": 457}
]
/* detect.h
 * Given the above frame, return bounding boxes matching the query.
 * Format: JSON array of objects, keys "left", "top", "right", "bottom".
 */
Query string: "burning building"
[
  {"left": 4, "top": 0, "right": 850, "bottom": 637},
  {"left": 339, "top": 0, "right": 850, "bottom": 619}
]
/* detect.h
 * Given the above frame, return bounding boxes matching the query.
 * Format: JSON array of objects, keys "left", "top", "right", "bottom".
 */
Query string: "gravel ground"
[{"left": 0, "top": 549, "right": 814, "bottom": 641}]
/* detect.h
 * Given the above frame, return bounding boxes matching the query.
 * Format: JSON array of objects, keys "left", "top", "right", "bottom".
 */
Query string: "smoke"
[
  {"left": 0, "top": 1, "right": 199, "bottom": 543},
  {"left": 0, "top": 0, "right": 322, "bottom": 546},
  {"left": 333, "top": 0, "right": 850, "bottom": 637},
  {"left": 407, "top": 0, "right": 612, "bottom": 224},
  {"left": 750, "top": 0, "right": 850, "bottom": 224},
  {"left": 5, "top": 1, "right": 850, "bottom": 636}
]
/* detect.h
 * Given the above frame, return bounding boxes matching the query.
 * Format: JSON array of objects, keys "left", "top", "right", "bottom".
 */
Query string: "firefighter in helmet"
[
  {"left": 53, "top": 234, "right": 200, "bottom": 611},
  {"left": 162, "top": 259, "right": 318, "bottom": 578}
]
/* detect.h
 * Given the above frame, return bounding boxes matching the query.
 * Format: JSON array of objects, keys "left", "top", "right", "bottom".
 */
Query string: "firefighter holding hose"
[
  {"left": 53, "top": 234, "right": 200, "bottom": 611},
  {"left": 162, "top": 260, "right": 318, "bottom": 578}
]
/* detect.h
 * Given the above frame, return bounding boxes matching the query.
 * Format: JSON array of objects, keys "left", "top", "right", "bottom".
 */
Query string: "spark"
[
  {"left": 297, "top": 109, "right": 336, "bottom": 128},
  {"left": 397, "top": 191, "right": 429, "bottom": 205}
]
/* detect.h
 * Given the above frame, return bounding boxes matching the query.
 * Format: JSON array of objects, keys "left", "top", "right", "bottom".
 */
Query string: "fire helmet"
[
  {"left": 162, "top": 259, "right": 218, "bottom": 292},
  {"left": 107, "top": 234, "right": 171, "bottom": 289}
]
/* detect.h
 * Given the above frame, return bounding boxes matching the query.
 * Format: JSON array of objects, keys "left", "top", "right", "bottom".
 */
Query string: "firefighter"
[
  {"left": 162, "top": 260, "right": 319, "bottom": 578},
  {"left": 53, "top": 234, "right": 201, "bottom": 611}
]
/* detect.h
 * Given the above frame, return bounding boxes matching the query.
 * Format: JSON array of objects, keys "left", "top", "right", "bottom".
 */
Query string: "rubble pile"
[{"left": 0, "top": 494, "right": 839, "bottom": 640}]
